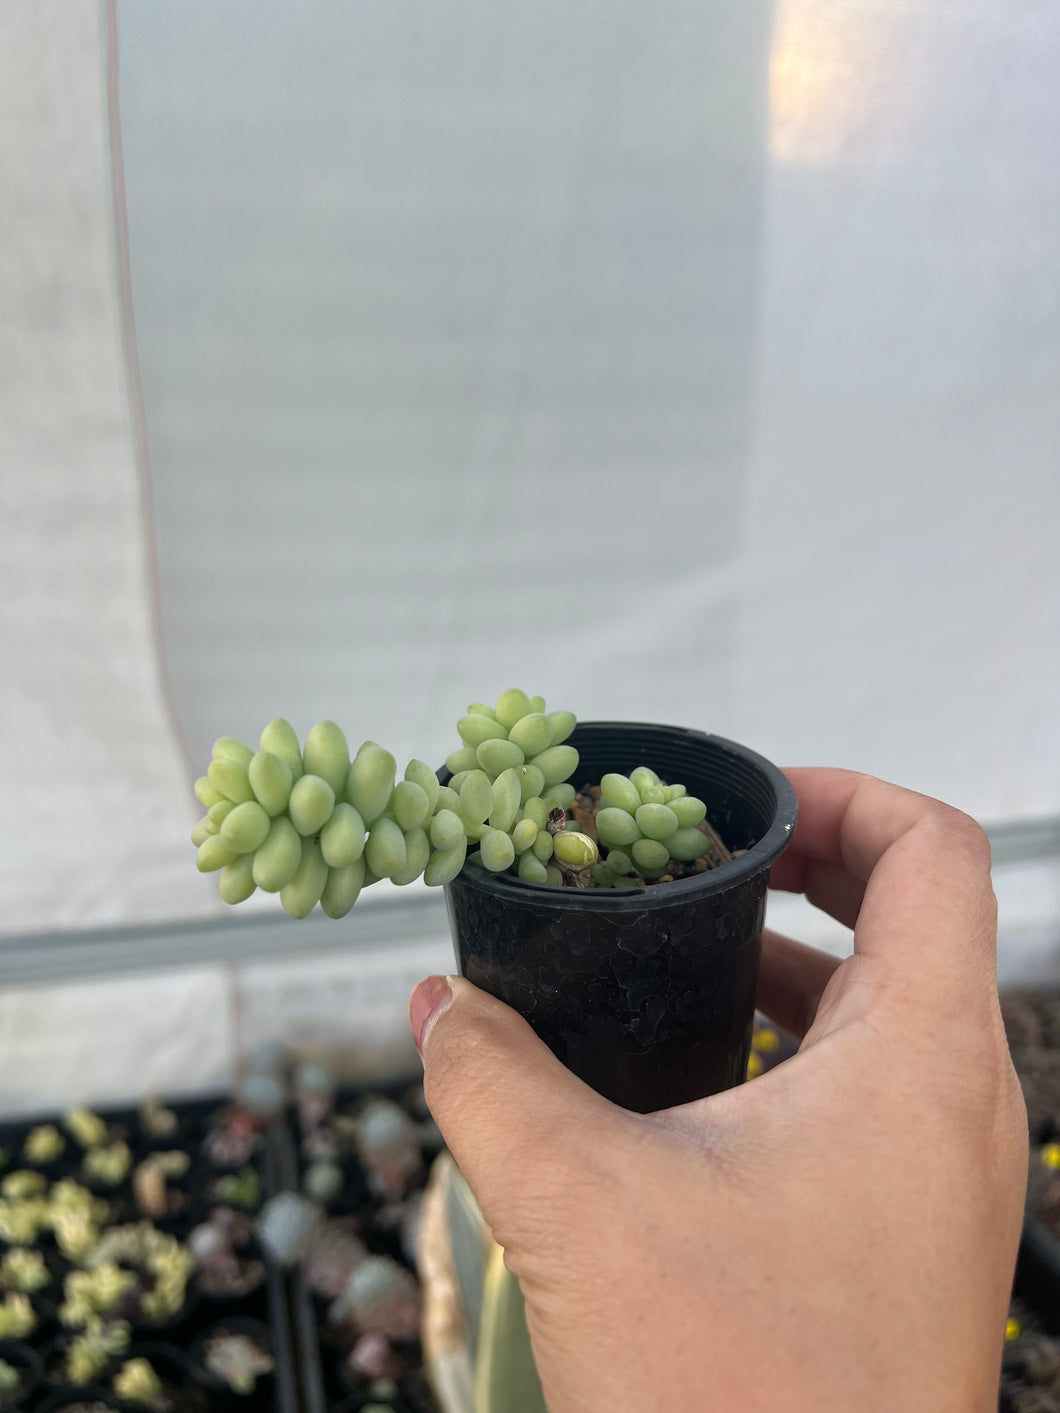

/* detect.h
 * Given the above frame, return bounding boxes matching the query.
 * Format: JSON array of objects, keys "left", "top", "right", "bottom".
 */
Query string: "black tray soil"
[
  {"left": 443, "top": 721, "right": 797, "bottom": 1111},
  {"left": 34, "top": 1387, "right": 122, "bottom": 1412}
]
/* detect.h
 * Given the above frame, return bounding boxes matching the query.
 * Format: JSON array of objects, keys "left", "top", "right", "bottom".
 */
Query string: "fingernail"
[{"left": 409, "top": 975, "right": 454, "bottom": 1056}]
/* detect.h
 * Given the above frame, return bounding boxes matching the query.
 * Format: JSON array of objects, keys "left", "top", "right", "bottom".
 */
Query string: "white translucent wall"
[{"left": 2, "top": 0, "right": 1058, "bottom": 945}]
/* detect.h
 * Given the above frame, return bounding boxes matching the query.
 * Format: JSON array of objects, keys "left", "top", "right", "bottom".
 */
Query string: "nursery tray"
[
  {"left": 279, "top": 1085, "right": 440, "bottom": 1413},
  {"left": 0, "top": 1097, "right": 298, "bottom": 1413}
]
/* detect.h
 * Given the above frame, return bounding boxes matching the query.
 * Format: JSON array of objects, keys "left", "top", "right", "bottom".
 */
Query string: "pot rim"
[{"left": 444, "top": 720, "right": 797, "bottom": 911}]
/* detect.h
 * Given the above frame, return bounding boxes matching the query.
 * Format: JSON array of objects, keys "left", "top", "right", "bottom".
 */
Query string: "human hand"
[{"left": 410, "top": 769, "right": 1027, "bottom": 1413}]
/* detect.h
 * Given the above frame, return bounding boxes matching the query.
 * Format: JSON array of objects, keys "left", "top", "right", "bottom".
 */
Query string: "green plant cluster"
[
  {"left": 191, "top": 690, "right": 718, "bottom": 914},
  {"left": 190, "top": 690, "right": 588, "bottom": 917},
  {"left": 592, "top": 768, "right": 711, "bottom": 880}
]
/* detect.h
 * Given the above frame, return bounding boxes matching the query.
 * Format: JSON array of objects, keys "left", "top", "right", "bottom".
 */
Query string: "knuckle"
[{"left": 928, "top": 803, "right": 992, "bottom": 868}]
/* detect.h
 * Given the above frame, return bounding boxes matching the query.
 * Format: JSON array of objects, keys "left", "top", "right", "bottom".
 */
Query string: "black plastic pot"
[
  {"left": 443, "top": 722, "right": 796, "bottom": 1112},
  {"left": 0, "top": 1340, "right": 41, "bottom": 1409}
]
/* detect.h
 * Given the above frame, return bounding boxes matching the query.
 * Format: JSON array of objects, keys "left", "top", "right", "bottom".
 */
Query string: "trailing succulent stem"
[{"left": 191, "top": 690, "right": 718, "bottom": 919}]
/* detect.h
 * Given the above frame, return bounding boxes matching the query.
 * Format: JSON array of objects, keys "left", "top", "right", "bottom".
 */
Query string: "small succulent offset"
[
  {"left": 1, "top": 1170, "right": 47, "bottom": 1201},
  {"left": 83, "top": 1141, "right": 133, "bottom": 1188},
  {"left": 1, "top": 1246, "right": 50, "bottom": 1293},
  {"left": 60, "top": 1264, "right": 136, "bottom": 1327},
  {"left": 64, "top": 1317, "right": 131, "bottom": 1384},
  {"left": 64, "top": 1107, "right": 110, "bottom": 1149},
  {"left": 114, "top": 1357, "right": 167, "bottom": 1409},
  {"left": 191, "top": 690, "right": 717, "bottom": 917},
  {"left": 133, "top": 1150, "right": 191, "bottom": 1220},
  {"left": 0, "top": 1292, "right": 36, "bottom": 1340},
  {"left": 0, "top": 1195, "right": 49, "bottom": 1246},
  {"left": 210, "top": 1167, "right": 262, "bottom": 1212},
  {"left": 87, "top": 1223, "right": 195, "bottom": 1325},
  {"left": 138, "top": 1095, "right": 179, "bottom": 1141},
  {"left": 203, "top": 1330, "right": 275, "bottom": 1395},
  {"left": 23, "top": 1123, "right": 65, "bottom": 1165},
  {"left": 50, "top": 1180, "right": 110, "bottom": 1262}
]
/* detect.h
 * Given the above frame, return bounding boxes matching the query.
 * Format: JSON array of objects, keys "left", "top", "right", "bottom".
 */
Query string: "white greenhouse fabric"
[{"left": 1, "top": 0, "right": 1058, "bottom": 939}]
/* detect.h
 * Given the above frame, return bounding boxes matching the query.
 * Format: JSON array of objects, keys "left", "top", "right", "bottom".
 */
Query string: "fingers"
[
  {"left": 756, "top": 929, "right": 842, "bottom": 1038},
  {"left": 769, "top": 856, "right": 865, "bottom": 929},
  {"left": 410, "top": 975, "right": 621, "bottom": 1248},
  {"left": 769, "top": 768, "right": 996, "bottom": 986}
]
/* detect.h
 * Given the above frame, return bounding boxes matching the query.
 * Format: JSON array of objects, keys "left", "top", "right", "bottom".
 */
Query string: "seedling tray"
[{"left": 0, "top": 1098, "right": 297, "bottom": 1413}]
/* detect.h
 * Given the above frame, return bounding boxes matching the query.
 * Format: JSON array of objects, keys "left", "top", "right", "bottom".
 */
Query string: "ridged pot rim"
[{"left": 441, "top": 720, "right": 797, "bottom": 912}]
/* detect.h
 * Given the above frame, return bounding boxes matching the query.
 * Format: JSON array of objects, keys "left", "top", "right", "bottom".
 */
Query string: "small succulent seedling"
[
  {"left": 0, "top": 1293, "right": 35, "bottom": 1340},
  {"left": 190, "top": 691, "right": 719, "bottom": 919},
  {"left": 83, "top": 1141, "right": 133, "bottom": 1188},
  {"left": 114, "top": 1356, "right": 166, "bottom": 1409},
  {"left": 133, "top": 1150, "right": 191, "bottom": 1220},
  {"left": 203, "top": 1330, "right": 275, "bottom": 1395},
  {"left": 64, "top": 1107, "right": 109, "bottom": 1149},
  {"left": 328, "top": 1255, "right": 421, "bottom": 1340},
  {"left": 187, "top": 1213, "right": 265, "bottom": 1299},
  {"left": 256, "top": 1192, "right": 324, "bottom": 1268},
  {"left": 210, "top": 1167, "right": 261, "bottom": 1211},
  {"left": 0, "top": 1194, "right": 48, "bottom": 1245},
  {"left": 139, "top": 1095, "right": 179, "bottom": 1141},
  {"left": 61, "top": 1264, "right": 137, "bottom": 1327},
  {"left": 354, "top": 1099, "right": 422, "bottom": 1201},
  {"left": 1, "top": 1170, "right": 47, "bottom": 1201},
  {"left": 0, "top": 1246, "right": 49, "bottom": 1294},
  {"left": 49, "top": 1181, "right": 110, "bottom": 1263},
  {"left": 23, "top": 1123, "right": 65, "bottom": 1165},
  {"left": 65, "top": 1316, "right": 131, "bottom": 1384}
]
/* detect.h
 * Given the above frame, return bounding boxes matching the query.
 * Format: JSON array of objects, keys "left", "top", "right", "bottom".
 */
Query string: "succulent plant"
[
  {"left": 191, "top": 692, "right": 725, "bottom": 911},
  {"left": 328, "top": 1255, "right": 420, "bottom": 1339},
  {"left": 210, "top": 1167, "right": 261, "bottom": 1211},
  {"left": 354, "top": 1098, "right": 422, "bottom": 1201},
  {"left": 0, "top": 1195, "right": 49, "bottom": 1245},
  {"left": 187, "top": 1213, "right": 265, "bottom": 1299},
  {"left": 303, "top": 1159, "right": 344, "bottom": 1204},
  {"left": 86, "top": 1223, "right": 194, "bottom": 1325},
  {"left": 61, "top": 1264, "right": 137, "bottom": 1327},
  {"left": 138, "top": 1095, "right": 179, "bottom": 1141},
  {"left": 83, "top": 1142, "right": 133, "bottom": 1188},
  {"left": 23, "top": 1123, "right": 65, "bottom": 1164},
  {"left": 0, "top": 1292, "right": 36, "bottom": 1340},
  {"left": 256, "top": 1192, "right": 324, "bottom": 1267},
  {"left": 1, "top": 1246, "right": 50, "bottom": 1293},
  {"left": 295, "top": 1061, "right": 336, "bottom": 1134},
  {"left": 114, "top": 1356, "right": 166, "bottom": 1408},
  {"left": 64, "top": 1317, "right": 130, "bottom": 1384},
  {"left": 64, "top": 1107, "right": 109, "bottom": 1149},
  {"left": 203, "top": 1329, "right": 274, "bottom": 1395},
  {"left": 1, "top": 1170, "right": 47, "bottom": 1201},
  {"left": 49, "top": 1179, "right": 111, "bottom": 1261},
  {"left": 0, "top": 1359, "right": 20, "bottom": 1395},
  {"left": 133, "top": 1151, "right": 191, "bottom": 1219}
]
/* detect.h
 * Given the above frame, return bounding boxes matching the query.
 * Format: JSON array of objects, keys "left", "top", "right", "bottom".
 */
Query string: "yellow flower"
[{"left": 1005, "top": 1316, "right": 1021, "bottom": 1341}]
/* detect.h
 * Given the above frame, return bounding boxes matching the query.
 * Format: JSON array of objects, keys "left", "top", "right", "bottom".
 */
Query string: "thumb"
[{"left": 409, "top": 974, "right": 622, "bottom": 1250}]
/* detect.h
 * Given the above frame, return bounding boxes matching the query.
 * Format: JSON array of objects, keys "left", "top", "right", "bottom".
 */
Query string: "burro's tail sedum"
[{"left": 190, "top": 691, "right": 583, "bottom": 919}]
